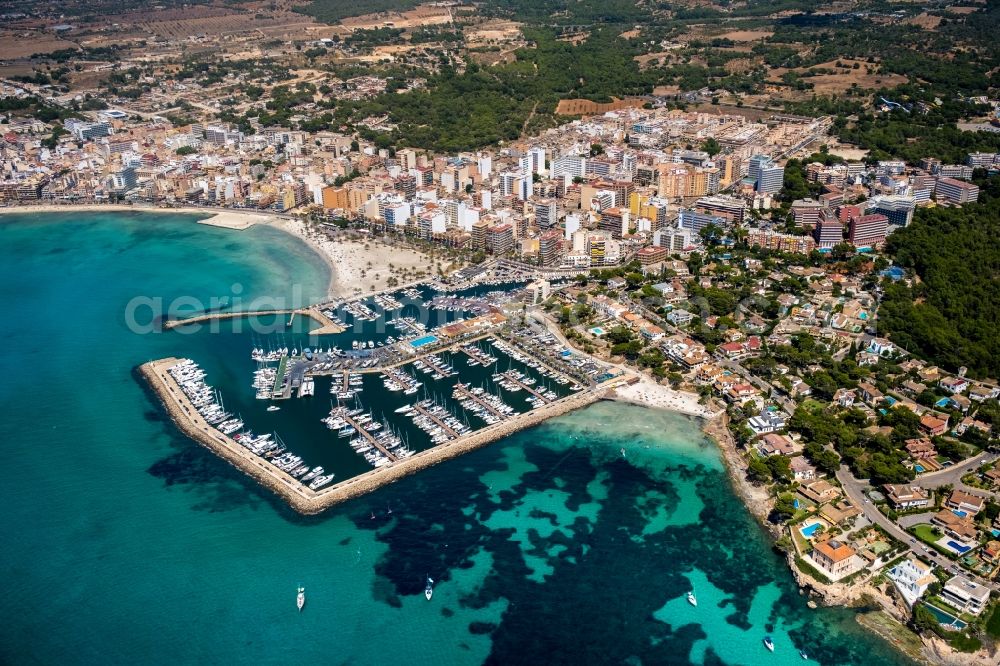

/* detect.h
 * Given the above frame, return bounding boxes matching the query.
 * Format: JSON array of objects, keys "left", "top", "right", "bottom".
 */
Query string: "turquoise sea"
[{"left": 0, "top": 211, "right": 914, "bottom": 665}]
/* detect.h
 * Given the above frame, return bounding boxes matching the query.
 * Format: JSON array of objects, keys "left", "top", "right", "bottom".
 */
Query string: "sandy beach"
[
  {"left": 611, "top": 374, "right": 722, "bottom": 419},
  {"left": 0, "top": 203, "right": 434, "bottom": 301},
  {"left": 267, "top": 217, "right": 433, "bottom": 300}
]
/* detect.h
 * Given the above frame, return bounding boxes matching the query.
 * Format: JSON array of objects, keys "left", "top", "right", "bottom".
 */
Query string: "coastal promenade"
[{"left": 142, "top": 357, "right": 607, "bottom": 514}]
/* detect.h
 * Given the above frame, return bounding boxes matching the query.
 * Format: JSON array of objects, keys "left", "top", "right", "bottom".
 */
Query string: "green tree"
[{"left": 747, "top": 458, "right": 773, "bottom": 485}]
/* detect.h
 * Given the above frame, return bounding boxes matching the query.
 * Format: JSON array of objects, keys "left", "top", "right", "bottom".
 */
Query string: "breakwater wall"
[
  {"left": 142, "top": 357, "right": 605, "bottom": 515},
  {"left": 162, "top": 307, "right": 344, "bottom": 334}
]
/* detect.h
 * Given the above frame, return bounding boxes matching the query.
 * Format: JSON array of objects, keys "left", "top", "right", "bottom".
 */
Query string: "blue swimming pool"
[
  {"left": 800, "top": 522, "right": 822, "bottom": 538},
  {"left": 923, "top": 603, "right": 967, "bottom": 630},
  {"left": 914, "top": 464, "right": 925, "bottom": 473},
  {"left": 947, "top": 540, "right": 972, "bottom": 554},
  {"left": 409, "top": 335, "right": 439, "bottom": 348},
  {"left": 952, "top": 509, "right": 968, "bottom": 518},
  {"left": 589, "top": 327, "right": 605, "bottom": 336},
  {"left": 992, "top": 529, "right": 1000, "bottom": 538}
]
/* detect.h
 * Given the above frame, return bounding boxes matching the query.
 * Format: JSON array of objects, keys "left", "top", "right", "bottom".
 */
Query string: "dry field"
[
  {"left": 134, "top": 10, "right": 317, "bottom": 41},
  {"left": 620, "top": 28, "right": 641, "bottom": 39},
  {"left": 634, "top": 51, "right": 678, "bottom": 68},
  {"left": 770, "top": 59, "right": 907, "bottom": 95},
  {"left": 717, "top": 29, "right": 773, "bottom": 41},
  {"left": 464, "top": 20, "right": 521, "bottom": 47},
  {"left": 0, "top": 31, "right": 77, "bottom": 59},
  {"left": 555, "top": 97, "right": 646, "bottom": 115},
  {"left": 340, "top": 4, "right": 455, "bottom": 31},
  {"left": 904, "top": 13, "right": 942, "bottom": 29}
]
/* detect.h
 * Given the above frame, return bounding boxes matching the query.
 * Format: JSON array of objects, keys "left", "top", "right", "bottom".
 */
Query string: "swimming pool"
[
  {"left": 409, "top": 335, "right": 439, "bottom": 348},
  {"left": 914, "top": 464, "right": 925, "bottom": 473},
  {"left": 952, "top": 509, "right": 968, "bottom": 518},
  {"left": 800, "top": 522, "right": 823, "bottom": 538},
  {"left": 946, "top": 540, "right": 972, "bottom": 554},
  {"left": 589, "top": 327, "right": 606, "bottom": 336},
  {"left": 923, "top": 603, "right": 967, "bottom": 630},
  {"left": 992, "top": 529, "right": 1000, "bottom": 538}
]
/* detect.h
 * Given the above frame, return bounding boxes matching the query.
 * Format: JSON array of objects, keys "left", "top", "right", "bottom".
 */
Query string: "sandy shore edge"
[{"left": 0, "top": 204, "right": 433, "bottom": 302}]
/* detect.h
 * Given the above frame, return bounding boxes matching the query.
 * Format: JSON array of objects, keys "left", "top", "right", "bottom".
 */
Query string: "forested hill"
[{"left": 878, "top": 176, "right": 1000, "bottom": 380}]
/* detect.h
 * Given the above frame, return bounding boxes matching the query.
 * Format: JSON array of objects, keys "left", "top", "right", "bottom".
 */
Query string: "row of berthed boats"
[
  {"left": 331, "top": 373, "right": 364, "bottom": 401},
  {"left": 395, "top": 399, "right": 471, "bottom": 444},
  {"left": 168, "top": 360, "right": 335, "bottom": 490},
  {"left": 459, "top": 343, "right": 497, "bottom": 367},
  {"left": 323, "top": 406, "right": 415, "bottom": 467},
  {"left": 412, "top": 354, "right": 454, "bottom": 379},
  {"left": 490, "top": 338, "right": 584, "bottom": 391},
  {"left": 381, "top": 367, "right": 422, "bottom": 394},
  {"left": 169, "top": 360, "right": 245, "bottom": 434},
  {"left": 452, "top": 383, "right": 516, "bottom": 425}
]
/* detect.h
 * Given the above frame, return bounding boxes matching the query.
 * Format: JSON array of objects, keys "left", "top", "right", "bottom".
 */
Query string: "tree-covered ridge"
[{"left": 878, "top": 176, "right": 1000, "bottom": 380}]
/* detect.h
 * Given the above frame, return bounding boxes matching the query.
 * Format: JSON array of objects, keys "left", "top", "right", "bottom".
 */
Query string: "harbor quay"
[{"left": 141, "top": 356, "right": 611, "bottom": 515}]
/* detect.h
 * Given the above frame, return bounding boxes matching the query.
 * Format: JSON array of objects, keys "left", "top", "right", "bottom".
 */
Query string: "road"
[
  {"left": 836, "top": 467, "right": 998, "bottom": 592},
  {"left": 911, "top": 451, "right": 999, "bottom": 499}
]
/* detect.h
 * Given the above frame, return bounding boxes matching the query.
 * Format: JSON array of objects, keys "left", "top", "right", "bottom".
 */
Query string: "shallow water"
[{"left": 0, "top": 212, "right": 914, "bottom": 665}]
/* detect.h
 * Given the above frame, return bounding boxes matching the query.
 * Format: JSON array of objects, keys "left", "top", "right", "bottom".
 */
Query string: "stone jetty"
[
  {"left": 162, "top": 307, "right": 344, "bottom": 334},
  {"left": 141, "top": 357, "right": 607, "bottom": 515}
]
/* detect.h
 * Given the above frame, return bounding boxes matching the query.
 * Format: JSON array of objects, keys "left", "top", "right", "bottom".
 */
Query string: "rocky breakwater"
[
  {"left": 140, "top": 358, "right": 318, "bottom": 514},
  {"left": 142, "top": 356, "right": 606, "bottom": 515},
  {"left": 307, "top": 387, "right": 607, "bottom": 512}
]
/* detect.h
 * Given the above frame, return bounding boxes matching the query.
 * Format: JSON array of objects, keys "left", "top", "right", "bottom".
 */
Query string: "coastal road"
[
  {"left": 835, "top": 467, "right": 999, "bottom": 592},
  {"left": 911, "top": 451, "right": 999, "bottom": 498}
]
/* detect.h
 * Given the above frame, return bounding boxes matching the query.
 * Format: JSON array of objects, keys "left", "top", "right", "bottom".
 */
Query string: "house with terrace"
[
  {"left": 945, "top": 490, "right": 986, "bottom": 517},
  {"left": 888, "top": 556, "right": 936, "bottom": 607},
  {"left": 883, "top": 484, "right": 931, "bottom": 510},
  {"left": 941, "top": 575, "right": 991, "bottom": 616},
  {"left": 810, "top": 539, "right": 863, "bottom": 581}
]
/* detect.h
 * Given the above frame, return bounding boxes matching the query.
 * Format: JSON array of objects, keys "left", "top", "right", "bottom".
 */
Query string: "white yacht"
[
  {"left": 297, "top": 585, "right": 305, "bottom": 612},
  {"left": 424, "top": 576, "right": 434, "bottom": 601}
]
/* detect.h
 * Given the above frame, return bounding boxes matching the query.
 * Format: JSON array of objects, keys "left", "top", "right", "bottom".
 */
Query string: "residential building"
[
  {"left": 848, "top": 213, "right": 888, "bottom": 248},
  {"left": 749, "top": 155, "right": 784, "bottom": 194},
  {"left": 811, "top": 540, "right": 861, "bottom": 580},
  {"left": 935, "top": 177, "right": 979, "bottom": 204},
  {"left": 941, "top": 576, "right": 991, "bottom": 616},
  {"left": 887, "top": 556, "right": 935, "bottom": 606},
  {"left": 883, "top": 484, "right": 931, "bottom": 510},
  {"left": 538, "top": 229, "right": 563, "bottom": 266},
  {"left": 869, "top": 195, "right": 916, "bottom": 228},
  {"left": 814, "top": 216, "right": 843, "bottom": 249},
  {"left": 945, "top": 490, "right": 986, "bottom": 516}
]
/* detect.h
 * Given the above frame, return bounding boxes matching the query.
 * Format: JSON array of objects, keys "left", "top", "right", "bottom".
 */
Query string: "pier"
[
  {"left": 272, "top": 355, "right": 289, "bottom": 399},
  {"left": 340, "top": 411, "right": 398, "bottom": 462},
  {"left": 501, "top": 370, "right": 552, "bottom": 403},
  {"left": 411, "top": 403, "right": 459, "bottom": 438},
  {"left": 453, "top": 383, "right": 506, "bottom": 420},
  {"left": 459, "top": 344, "right": 495, "bottom": 366},
  {"left": 142, "top": 358, "right": 608, "bottom": 515},
  {"left": 163, "top": 307, "right": 345, "bottom": 335},
  {"left": 422, "top": 355, "right": 454, "bottom": 377}
]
